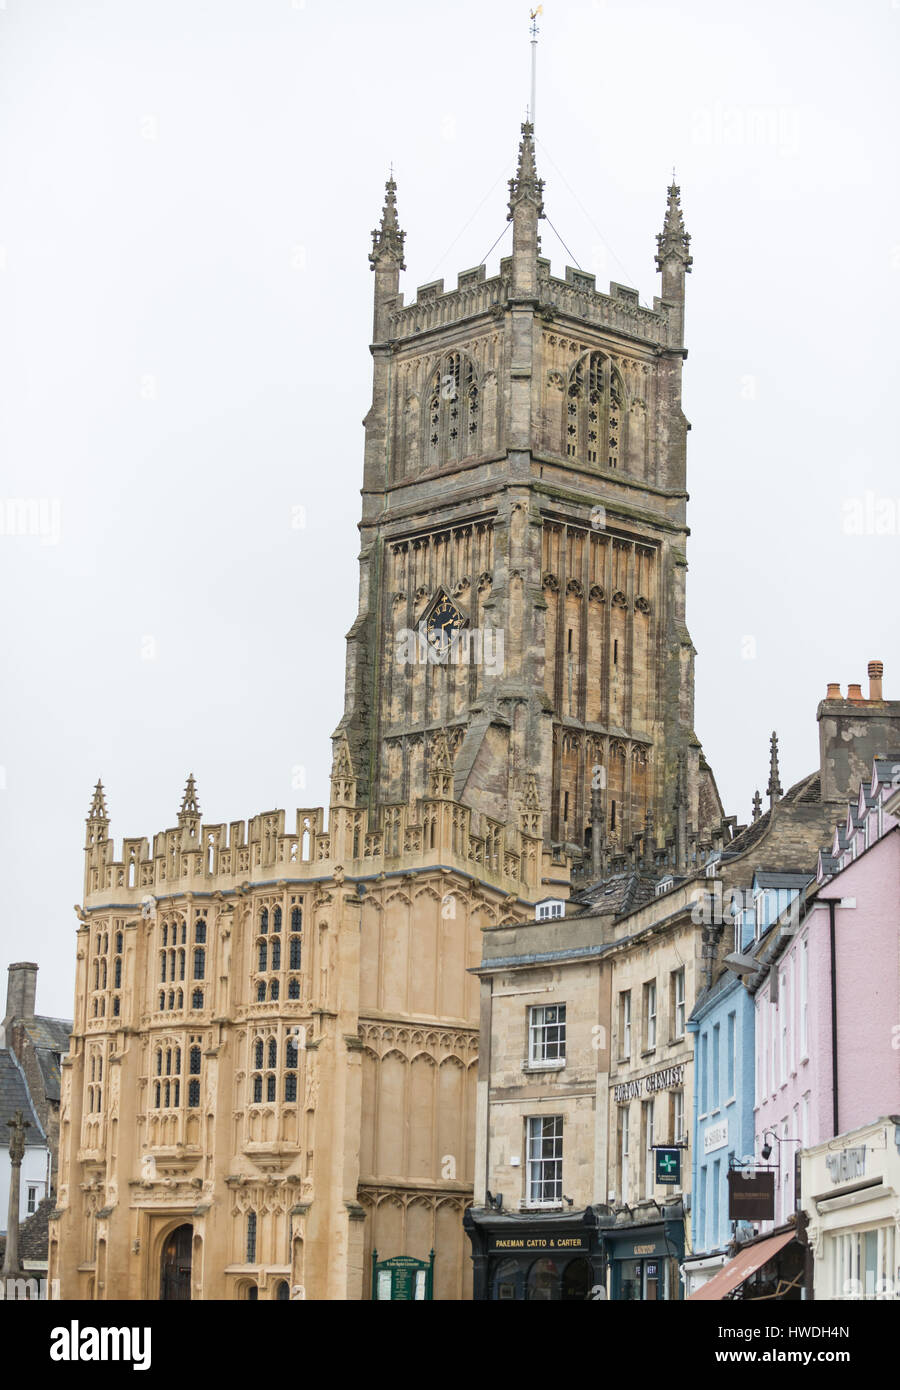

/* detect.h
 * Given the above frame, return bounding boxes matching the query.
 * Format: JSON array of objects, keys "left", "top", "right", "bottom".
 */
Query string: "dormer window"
[{"left": 535, "top": 898, "right": 564, "bottom": 921}]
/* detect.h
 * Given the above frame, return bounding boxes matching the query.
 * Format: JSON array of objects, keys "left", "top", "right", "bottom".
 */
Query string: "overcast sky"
[{"left": 1, "top": 0, "right": 897, "bottom": 1018}]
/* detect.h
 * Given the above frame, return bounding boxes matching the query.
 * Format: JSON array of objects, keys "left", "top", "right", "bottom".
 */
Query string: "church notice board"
[{"left": 372, "top": 1251, "right": 435, "bottom": 1301}]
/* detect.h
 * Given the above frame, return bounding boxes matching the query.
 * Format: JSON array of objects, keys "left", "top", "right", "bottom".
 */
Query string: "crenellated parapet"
[{"left": 82, "top": 762, "right": 563, "bottom": 911}]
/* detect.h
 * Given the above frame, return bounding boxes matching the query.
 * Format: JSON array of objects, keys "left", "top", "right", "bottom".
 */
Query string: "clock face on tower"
[{"left": 425, "top": 592, "right": 467, "bottom": 656}]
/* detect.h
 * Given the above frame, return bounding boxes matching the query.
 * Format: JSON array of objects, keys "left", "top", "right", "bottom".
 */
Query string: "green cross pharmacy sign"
[{"left": 654, "top": 1147, "right": 682, "bottom": 1185}]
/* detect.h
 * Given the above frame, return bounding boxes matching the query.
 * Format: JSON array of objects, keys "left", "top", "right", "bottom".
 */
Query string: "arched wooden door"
[{"left": 160, "top": 1224, "right": 193, "bottom": 1301}]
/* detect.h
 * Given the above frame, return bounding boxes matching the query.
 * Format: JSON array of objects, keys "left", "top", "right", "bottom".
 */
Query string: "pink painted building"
[{"left": 751, "top": 755, "right": 900, "bottom": 1227}]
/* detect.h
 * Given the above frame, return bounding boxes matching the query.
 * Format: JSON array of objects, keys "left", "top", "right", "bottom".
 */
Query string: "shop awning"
[{"left": 687, "top": 1230, "right": 796, "bottom": 1301}]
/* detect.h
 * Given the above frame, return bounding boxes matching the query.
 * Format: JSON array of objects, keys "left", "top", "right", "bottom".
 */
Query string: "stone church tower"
[
  {"left": 50, "top": 124, "right": 721, "bottom": 1304},
  {"left": 338, "top": 124, "right": 721, "bottom": 878}
]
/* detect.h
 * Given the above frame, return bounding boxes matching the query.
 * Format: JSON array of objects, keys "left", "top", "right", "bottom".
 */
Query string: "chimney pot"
[
  {"left": 826, "top": 682, "right": 841, "bottom": 699},
  {"left": 847, "top": 683, "right": 864, "bottom": 703},
  {"left": 868, "top": 660, "right": 884, "bottom": 701}
]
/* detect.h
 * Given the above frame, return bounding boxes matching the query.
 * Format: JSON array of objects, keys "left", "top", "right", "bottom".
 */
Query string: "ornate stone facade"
[
  {"left": 51, "top": 122, "right": 720, "bottom": 1301},
  {"left": 50, "top": 751, "right": 560, "bottom": 1299}
]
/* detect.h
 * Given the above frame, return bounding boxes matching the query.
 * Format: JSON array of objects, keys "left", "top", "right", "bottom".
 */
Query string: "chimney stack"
[
  {"left": 868, "top": 660, "right": 884, "bottom": 702},
  {"left": 4, "top": 962, "right": 38, "bottom": 1025}
]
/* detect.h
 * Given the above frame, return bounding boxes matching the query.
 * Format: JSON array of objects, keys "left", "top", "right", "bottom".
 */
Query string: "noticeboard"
[{"left": 371, "top": 1250, "right": 434, "bottom": 1301}]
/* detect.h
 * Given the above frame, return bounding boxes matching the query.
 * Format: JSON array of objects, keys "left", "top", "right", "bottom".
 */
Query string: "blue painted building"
[{"left": 682, "top": 870, "right": 808, "bottom": 1296}]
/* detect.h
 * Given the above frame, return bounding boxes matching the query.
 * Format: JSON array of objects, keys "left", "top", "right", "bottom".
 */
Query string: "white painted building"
[{"left": 802, "top": 1116, "right": 900, "bottom": 1300}]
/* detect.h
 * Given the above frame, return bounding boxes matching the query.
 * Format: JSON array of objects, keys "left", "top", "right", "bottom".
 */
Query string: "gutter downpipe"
[{"left": 820, "top": 898, "right": 840, "bottom": 1136}]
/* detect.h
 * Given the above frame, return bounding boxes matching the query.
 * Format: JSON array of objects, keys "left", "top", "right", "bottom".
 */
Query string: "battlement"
[
  {"left": 385, "top": 254, "right": 672, "bottom": 348},
  {"left": 83, "top": 790, "right": 565, "bottom": 910}
]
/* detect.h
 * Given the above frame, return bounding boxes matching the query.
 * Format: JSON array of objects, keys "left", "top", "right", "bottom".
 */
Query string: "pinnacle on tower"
[
  {"left": 331, "top": 734, "right": 355, "bottom": 781},
  {"left": 655, "top": 181, "right": 693, "bottom": 274},
  {"left": 178, "top": 774, "right": 201, "bottom": 825},
  {"left": 751, "top": 790, "right": 762, "bottom": 822},
  {"left": 507, "top": 122, "right": 544, "bottom": 220},
  {"left": 88, "top": 780, "right": 108, "bottom": 822},
  {"left": 369, "top": 175, "right": 406, "bottom": 270},
  {"left": 766, "top": 733, "right": 783, "bottom": 808}
]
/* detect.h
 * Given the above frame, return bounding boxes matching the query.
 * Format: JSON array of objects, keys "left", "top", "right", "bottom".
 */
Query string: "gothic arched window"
[
  {"left": 188, "top": 1079, "right": 200, "bottom": 1108},
  {"left": 566, "top": 352, "right": 624, "bottom": 470},
  {"left": 269, "top": 980, "right": 279, "bottom": 1001},
  {"left": 258, "top": 941, "right": 267, "bottom": 972},
  {"left": 427, "top": 351, "right": 480, "bottom": 468},
  {"left": 271, "top": 938, "right": 281, "bottom": 971},
  {"left": 291, "top": 906, "right": 302, "bottom": 932},
  {"left": 256, "top": 981, "right": 266, "bottom": 1002},
  {"left": 273, "top": 907, "right": 282, "bottom": 933},
  {"left": 288, "top": 978, "right": 300, "bottom": 1000},
  {"left": 260, "top": 908, "right": 269, "bottom": 935},
  {"left": 193, "top": 948, "right": 205, "bottom": 980},
  {"left": 254, "top": 1039, "right": 264, "bottom": 1070},
  {"left": 266, "top": 1074, "right": 276, "bottom": 1102},
  {"left": 191, "top": 988, "right": 203, "bottom": 1009},
  {"left": 246, "top": 1212, "right": 257, "bottom": 1263},
  {"left": 253, "top": 1075, "right": 262, "bottom": 1103}
]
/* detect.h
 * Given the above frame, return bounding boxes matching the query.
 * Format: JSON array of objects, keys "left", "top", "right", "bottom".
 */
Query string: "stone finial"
[
  {"left": 507, "top": 122, "right": 544, "bottom": 220},
  {"left": 331, "top": 735, "right": 355, "bottom": 781},
  {"left": 522, "top": 772, "right": 541, "bottom": 812},
  {"left": 766, "top": 732, "right": 783, "bottom": 808},
  {"left": 430, "top": 729, "right": 453, "bottom": 775},
  {"left": 7, "top": 1110, "right": 30, "bottom": 1166},
  {"left": 88, "top": 780, "right": 108, "bottom": 821},
  {"left": 751, "top": 790, "right": 762, "bottom": 822},
  {"left": 178, "top": 774, "right": 201, "bottom": 825},
  {"left": 655, "top": 181, "right": 693, "bottom": 274},
  {"left": 369, "top": 175, "right": 406, "bottom": 270}
]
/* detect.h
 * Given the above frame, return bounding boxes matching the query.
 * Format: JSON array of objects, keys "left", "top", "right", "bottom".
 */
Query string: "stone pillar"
[{"left": 3, "top": 1110, "right": 31, "bottom": 1277}]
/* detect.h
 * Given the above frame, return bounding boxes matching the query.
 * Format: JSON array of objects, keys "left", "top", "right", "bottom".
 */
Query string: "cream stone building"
[
  {"left": 467, "top": 871, "right": 701, "bottom": 1300},
  {"left": 51, "top": 120, "right": 723, "bottom": 1301}
]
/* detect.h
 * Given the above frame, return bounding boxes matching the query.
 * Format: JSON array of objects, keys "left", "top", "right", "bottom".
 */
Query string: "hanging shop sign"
[
  {"left": 727, "top": 1169, "right": 775, "bottom": 1222},
  {"left": 655, "top": 1148, "right": 682, "bottom": 1185}
]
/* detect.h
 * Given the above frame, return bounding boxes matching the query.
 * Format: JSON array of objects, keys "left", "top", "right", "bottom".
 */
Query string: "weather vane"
[{"left": 528, "top": 6, "right": 543, "bottom": 126}]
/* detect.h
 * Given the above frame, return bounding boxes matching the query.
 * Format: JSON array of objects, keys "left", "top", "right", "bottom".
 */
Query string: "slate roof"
[
  {"left": 0, "top": 1052, "right": 45, "bottom": 1141},
  {"left": 21, "top": 1017, "right": 71, "bottom": 1051},
  {"left": 568, "top": 870, "right": 659, "bottom": 919},
  {"left": 0, "top": 1196, "right": 52, "bottom": 1267},
  {"left": 15, "top": 1018, "right": 71, "bottom": 1104}
]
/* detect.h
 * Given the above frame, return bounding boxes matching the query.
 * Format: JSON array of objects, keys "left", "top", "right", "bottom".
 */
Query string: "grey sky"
[{"left": 1, "top": 0, "right": 897, "bottom": 1017}]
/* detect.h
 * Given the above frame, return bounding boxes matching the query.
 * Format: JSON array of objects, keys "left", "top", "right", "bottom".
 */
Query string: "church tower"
[{"left": 337, "top": 126, "right": 722, "bottom": 878}]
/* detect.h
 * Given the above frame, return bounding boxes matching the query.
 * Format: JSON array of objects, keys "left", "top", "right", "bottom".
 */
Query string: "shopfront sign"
[
  {"left": 488, "top": 1234, "right": 588, "bottom": 1253},
  {"left": 704, "top": 1120, "right": 729, "bottom": 1154},
  {"left": 614, "top": 1063, "right": 685, "bottom": 1103},
  {"left": 655, "top": 1147, "right": 681, "bottom": 1185},
  {"left": 727, "top": 1169, "right": 775, "bottom": 1222},
  {"left": 825, "top": 1146, "right": 866, "bottom": 1184}
]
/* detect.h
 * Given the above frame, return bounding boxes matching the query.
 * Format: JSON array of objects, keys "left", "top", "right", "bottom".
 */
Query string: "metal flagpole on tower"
[{"left": 529, "top": 6, "right": 542, "bottom": 126}]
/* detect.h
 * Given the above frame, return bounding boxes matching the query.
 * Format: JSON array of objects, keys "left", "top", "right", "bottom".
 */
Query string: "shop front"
[
  {"left": 802, "top": 1116, "right": 900, "bottom": 1300},
  {"left": 464, "top": 1205, "right": 609, "bottom": 1301},
  {"left": 688, "top": 1224, "right": 807, "bottom": 1300},
  {"left": 604, "top": 1202, "right": 686, "bottom": 1301}
]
